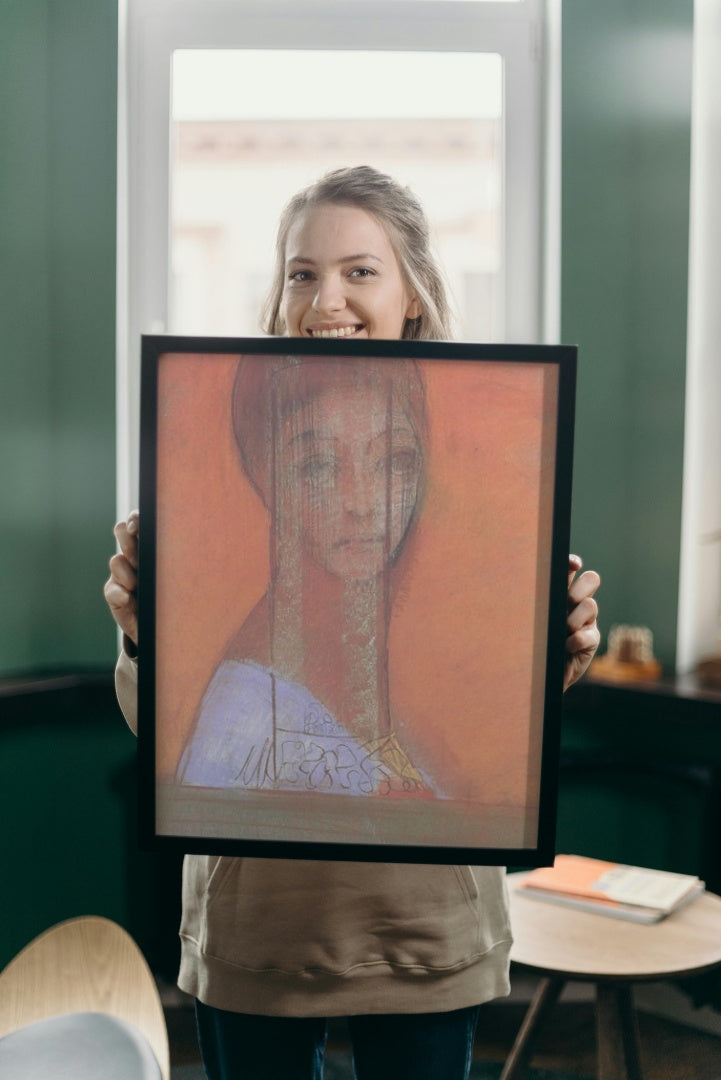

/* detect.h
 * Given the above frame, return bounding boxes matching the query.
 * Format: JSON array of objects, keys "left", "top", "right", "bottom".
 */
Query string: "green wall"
[
  {"left": 562, "top": 0, "right": 693, "bottom": 669},
  {"left": 0, "top": 0, "right": 132, "bottom": 970},
  {"left": 0, "top": 0, "right": 118, "bottom": 676}
]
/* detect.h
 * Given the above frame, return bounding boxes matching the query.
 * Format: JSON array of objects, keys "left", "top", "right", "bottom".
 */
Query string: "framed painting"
[{"left": 137, "top": 336, "right": 576, "bottom": 864}]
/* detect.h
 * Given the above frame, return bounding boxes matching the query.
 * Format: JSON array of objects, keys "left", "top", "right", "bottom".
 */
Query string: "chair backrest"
[{"left": 0, "top": 915, "right": 170, "bottom": 1080}]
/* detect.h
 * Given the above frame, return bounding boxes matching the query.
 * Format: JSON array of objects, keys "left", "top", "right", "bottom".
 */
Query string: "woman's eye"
[
  {"left": 349, "top": 267, "right": 375, "bottom": 279},
  {"left": 299, "top": 455, "right": 336, "bottom": 483},
  {"left": 288, "top": 270, "right": 313, "bottom": 283},
  {"left": 385, "top": 450, "right": 420, "bottom": 477}
]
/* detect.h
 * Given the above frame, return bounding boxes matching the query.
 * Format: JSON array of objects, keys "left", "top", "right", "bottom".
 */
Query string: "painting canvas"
[{"left": 138, "top": 336, "right": 576, "bottom": 864}]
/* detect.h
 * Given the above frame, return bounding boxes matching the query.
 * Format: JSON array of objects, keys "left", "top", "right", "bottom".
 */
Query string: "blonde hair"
[{"left": 262, "top": 166, "right": 453, "bottom": 341}]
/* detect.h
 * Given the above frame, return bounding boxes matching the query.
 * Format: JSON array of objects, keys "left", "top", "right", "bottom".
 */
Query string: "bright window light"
[{"left": 173, "top": 50, "right": 502, "bottom": 121}]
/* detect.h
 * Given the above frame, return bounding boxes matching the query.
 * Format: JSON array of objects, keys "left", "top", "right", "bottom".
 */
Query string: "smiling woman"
[
  {"left": 263, "top": 166, "right": 452, "bottom": 341},
  {"left": 110, "top": 6, "right": 579, "bottom": 1069},
  {"left": 282, "top": 205, "right": 421, "bottom": 340}
]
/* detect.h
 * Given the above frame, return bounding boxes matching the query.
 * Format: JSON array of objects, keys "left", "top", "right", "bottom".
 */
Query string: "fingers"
[
  {"left": 568, "top": 567, "right": 601, "bottom": 609},
  {"left": 567, "top": 561, "right": 601, "bottom": 642},
  {"left": 566, "top": 591, "right": 599, "bottom": 637},
  {"left": 567, "top": 569, "right": 601, "bottom": 652},
  {"left": 113, "top": 509, "right": 139, "bottom": 568},
  {"left": 565, "top": 622, "right": 601, "bottom": 658},
  {"left": 103, "top": 575, "right": 139, "bottom": 643},
  {"left": 110, "top": 547, "right": 137, "bottom": 587},
  {"left": 103, "top": 575, "right": 136, "bottom": 615},
  {"left": 564, "top": 556, "right": 601, "bottom": 690},
  {"left": 105, "top": 511, "right": 140, "bottom": 645},
  {"left": 563, "top": 619, "right": 601, "bottom": 690},
  {"left": 567, "top": 553, "right": 583, "bottom": 588}
]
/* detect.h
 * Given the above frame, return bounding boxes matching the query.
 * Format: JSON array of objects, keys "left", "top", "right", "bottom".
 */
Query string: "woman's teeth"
[{"left": 310, "top": 325, "right": 360, "bottom": 338}]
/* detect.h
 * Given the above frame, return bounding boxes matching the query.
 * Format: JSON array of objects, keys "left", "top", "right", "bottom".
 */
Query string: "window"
[{"left": 118, "top": 0, "right": 557, "bottom": 509}]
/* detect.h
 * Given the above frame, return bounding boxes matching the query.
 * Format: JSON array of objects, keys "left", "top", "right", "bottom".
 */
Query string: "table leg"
[
  {"left": 499, "top": 976, "right": 565, "bottom": 1080},
  {"left": 596, "top": 982, "right": 643, "bottom": 1080}
]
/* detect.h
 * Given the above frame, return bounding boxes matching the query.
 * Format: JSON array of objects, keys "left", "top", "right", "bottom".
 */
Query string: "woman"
[{"left": 105, "top": 166, "right": 601, "bottom": 1080}]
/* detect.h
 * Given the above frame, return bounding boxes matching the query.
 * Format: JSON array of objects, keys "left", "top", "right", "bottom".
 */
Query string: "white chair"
[{"left": 0, "top": 915, "right": 170, "bottom": 1079}]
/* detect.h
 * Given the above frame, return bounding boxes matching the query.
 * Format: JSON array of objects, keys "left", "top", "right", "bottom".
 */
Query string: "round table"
[{"left": 502, "top": 872, "right": 721, "bottom": 1080}]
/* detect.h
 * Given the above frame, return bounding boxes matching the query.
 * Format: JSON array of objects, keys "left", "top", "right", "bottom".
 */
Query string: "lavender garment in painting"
[{"left": 177, "top": 660, "right": 437, "bottom": 796}]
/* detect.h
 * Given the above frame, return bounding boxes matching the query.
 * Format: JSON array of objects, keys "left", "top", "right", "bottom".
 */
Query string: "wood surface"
[
  {"left": 508, "top": 872, "right": 721, "bottom": 980},
  {"left": 0, "top": 915, "right": 169, "bottom": 1079}
]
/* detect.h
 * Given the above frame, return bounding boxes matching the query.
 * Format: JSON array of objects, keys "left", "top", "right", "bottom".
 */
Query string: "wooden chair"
[{"left": 0, "top": 915, "right": 170, "bottom": 1079}]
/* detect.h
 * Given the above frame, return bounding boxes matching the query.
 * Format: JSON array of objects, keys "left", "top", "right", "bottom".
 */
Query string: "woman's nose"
[
  {"left": 342, "top": 463, "right": 379, "bottom": 519},
  {"left": 312, "top": 274, "right": 345, "bottom": 315}
]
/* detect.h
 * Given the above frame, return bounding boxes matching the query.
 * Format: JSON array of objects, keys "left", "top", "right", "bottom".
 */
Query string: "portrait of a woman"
[{"left": 177, "top": 354, "right": 439, "bottom": 797}]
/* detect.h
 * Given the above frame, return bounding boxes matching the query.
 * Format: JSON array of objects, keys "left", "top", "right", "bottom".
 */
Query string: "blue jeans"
[{"left": 195, "top": 1000, "right": 481, "bottom": 1080}]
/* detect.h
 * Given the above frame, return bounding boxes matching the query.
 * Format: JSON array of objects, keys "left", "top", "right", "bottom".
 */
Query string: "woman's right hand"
[{"left": 104, "top": 509, "right": 139, "bottom": 647}]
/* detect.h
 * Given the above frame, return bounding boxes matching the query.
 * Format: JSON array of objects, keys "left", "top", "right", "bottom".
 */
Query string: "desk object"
[
  {"left": 590, "top": 625, "right": 662, "bottom": 684},
  {"left": 503, "top": 872, "right": 721, "bottom": 1080},
  {"left": 517, "top": 854, "right": 704, "bottom": 923}
]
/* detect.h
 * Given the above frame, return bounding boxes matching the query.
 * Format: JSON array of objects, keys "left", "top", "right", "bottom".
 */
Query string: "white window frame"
[
  {"left": 117, "top": 0, "right": 559, "bottom": 512},
  {"left": 676, "top": 0, "right": 721, "bottom": 674}
]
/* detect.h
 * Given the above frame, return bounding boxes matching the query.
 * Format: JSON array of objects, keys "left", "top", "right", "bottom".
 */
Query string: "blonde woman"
[{"left": 106, "top": 166, "right": 600, "bottom": 1080}]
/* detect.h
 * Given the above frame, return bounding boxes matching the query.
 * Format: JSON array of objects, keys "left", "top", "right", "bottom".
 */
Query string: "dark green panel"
[
  {"left": 556, "top": 770, "right": 708, "bottom": 877},
  {"left": 559, "top": 682, "right": 721, "bottom": 888},
  {"left": 0, "top": 1, "right": 55, "bottom": 668},
  {"left": 47, "top": 0, "right": 118, "bottom": 667},
  {"left": 0, "top": 687, "right": 133, "bottom": 967},
  {"left": 0, "top": 0, "right": 119, "bottom": 674},
  {"left": 562, "top": 0, "right": 693, "bottom": 668},
  {"left": 0, "top": 683, "right": 184, "bottom": 976}
]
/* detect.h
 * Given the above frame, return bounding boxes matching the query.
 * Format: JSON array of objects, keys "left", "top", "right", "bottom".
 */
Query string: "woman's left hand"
[{"left": 564, "top": 554, "right": 601, "bottom": 691}]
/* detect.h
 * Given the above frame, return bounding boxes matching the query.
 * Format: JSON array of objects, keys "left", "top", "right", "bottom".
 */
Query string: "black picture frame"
[{"left": 138, "top": 335, "right": 576, "bottom": 865}]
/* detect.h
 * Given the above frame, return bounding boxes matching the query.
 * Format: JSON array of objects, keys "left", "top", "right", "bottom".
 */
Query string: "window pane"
[{"left": 170, "top": 49, "right": 503, "bottom": 340}]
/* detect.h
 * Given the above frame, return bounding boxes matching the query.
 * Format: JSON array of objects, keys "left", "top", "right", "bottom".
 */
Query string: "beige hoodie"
[{"left": 116, "top": 650, "right": 512, "bottom": 1016}]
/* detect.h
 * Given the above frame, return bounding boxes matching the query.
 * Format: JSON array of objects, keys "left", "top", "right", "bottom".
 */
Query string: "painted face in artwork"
[
  {"left": 277, "top": 380, "right": 423, "bottom": 580},
  {"left": 280, "top": 203, "right": 421, "bottom": 340}
]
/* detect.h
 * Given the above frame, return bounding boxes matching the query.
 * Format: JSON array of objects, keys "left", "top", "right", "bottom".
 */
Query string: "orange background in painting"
[{"left": 154, "top": 353, "right": 558, "bottom": 811}]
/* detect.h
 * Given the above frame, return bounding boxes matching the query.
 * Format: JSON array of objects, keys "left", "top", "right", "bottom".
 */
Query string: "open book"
[{"left": 516, "top": 854, "right": 705, "bottom": 923}]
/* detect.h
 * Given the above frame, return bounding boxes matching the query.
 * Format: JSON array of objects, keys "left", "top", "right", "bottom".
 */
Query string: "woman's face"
[
  {"left": 280, "top": 203, "right": 421, "bottom": 340},
  {"left": 278, "top": 380, "right": 422, "bottom": 580}
]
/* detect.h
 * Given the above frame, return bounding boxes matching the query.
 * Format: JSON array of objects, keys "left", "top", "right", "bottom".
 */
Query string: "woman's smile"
[{"left": 307, "top": 323, "right": 365, "bottom": 339}]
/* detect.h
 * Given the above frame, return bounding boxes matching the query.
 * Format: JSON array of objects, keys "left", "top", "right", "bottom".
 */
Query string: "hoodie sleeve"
[{"left": 115, "top": 645, "right": 139, "bottom": 736}]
